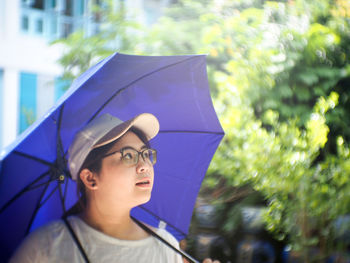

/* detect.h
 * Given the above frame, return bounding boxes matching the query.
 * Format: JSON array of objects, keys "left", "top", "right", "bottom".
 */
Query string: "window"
[
  {"left": 18, "top": 74, "right": 64, "bottom": 134},
  {"left": 23, "top": 0, "right": 44, "bottom": 10},
  {"left": 21, "top": 15, "right": 29, "bottom": 31},
  {"left": 20, "top": 0, "right": 93, "bottom": 40},
  {"left": 36, "top": 18, "right": 43, "bottom": 33},
  {"left": 64, "top": 0, "right": 73, "bottom": 16},
  {"left": 47, "top": 0, "right": 57, "bottom": 9},
  {"left": 19, "top": 73, "right": 37, "bottom": 133},
  {"left": 77, "top": 0, "right": 85, "bottom": 15}
]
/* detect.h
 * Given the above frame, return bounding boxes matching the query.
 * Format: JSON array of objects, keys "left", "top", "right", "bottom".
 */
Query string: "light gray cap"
[{"left": 68, "top": 113, "right": 159, "bottom": 180}]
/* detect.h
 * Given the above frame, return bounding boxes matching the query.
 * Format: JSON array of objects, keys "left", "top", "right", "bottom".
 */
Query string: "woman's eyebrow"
[
  {"left": 120, "top": 145, "right": 148, "bottom": 151},
  {"left": 140, "top": 145, "right": 148, "bottom": 150}
]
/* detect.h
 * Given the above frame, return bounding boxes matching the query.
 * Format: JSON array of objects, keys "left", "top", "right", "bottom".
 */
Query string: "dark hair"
[{"left": 63, "top": 126, "right": 151, "bottom": 217}]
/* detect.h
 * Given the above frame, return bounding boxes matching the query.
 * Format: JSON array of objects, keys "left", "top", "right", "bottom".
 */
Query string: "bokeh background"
[{"left": 1, "top": 0, "right": 350, "bottom": 262}]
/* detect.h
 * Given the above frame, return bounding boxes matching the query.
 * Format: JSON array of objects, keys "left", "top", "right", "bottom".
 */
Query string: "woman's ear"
[{"left": 79, "top": 169, "right": 98, "bottom": 190}]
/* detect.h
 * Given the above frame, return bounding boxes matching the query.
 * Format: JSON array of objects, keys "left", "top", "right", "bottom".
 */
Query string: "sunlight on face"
[{"left": 93, "top": 131, "right": 155, "bottom": 213}]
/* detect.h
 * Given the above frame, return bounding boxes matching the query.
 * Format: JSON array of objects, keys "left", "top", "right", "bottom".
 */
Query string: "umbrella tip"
[{"left": 0, "top": 149, "right": 6, "bottom": 159}]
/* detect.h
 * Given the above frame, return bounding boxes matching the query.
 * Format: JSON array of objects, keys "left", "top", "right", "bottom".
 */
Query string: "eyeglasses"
[{"left": 102, "top": 147, "right": 157, "bottom": 166}]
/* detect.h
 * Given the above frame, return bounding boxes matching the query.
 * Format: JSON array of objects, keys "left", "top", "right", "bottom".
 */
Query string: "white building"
[{"left": 0, "top": 0, "right": 169, "bottom": 151}]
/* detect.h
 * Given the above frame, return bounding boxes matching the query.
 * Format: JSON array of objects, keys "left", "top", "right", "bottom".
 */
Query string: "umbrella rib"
[
  {"left": 89, "top": 56, "right": 200, "bottom": 122},
  {"left": 13, "top": 151, "right": 54, "bottom": 168},
  {"left": 25, "top": 180, "right": 59, "bottom": 235},
  {"left": 58, "top": 181, "right": 67, "bottom": 214},
  {"left": 0, "top": 170, "right": 52, "bottom": 214},
  {"left": 27, "top": 177, "right": 57, "bottom": 191},
  {"left": 139, "top": 206, "right": 187, "bottom": 237},
  {"left": 38, "top": 183, "right": 60, "bottom": 211},
  {"left": 56, "top": 105, "right": 66, "bottom": 170},
  {"left": 61, "top": 175, "right": 70, "bottom": 213}
]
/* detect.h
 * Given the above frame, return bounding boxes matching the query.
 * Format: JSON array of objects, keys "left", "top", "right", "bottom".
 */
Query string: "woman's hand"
[{"left": 202, "top": 258, "right": 220, "bottom": 263}]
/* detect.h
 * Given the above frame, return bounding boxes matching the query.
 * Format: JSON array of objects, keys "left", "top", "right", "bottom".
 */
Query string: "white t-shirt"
[{"left": 9, "top": 216, "right": 183, "bottom": 263}]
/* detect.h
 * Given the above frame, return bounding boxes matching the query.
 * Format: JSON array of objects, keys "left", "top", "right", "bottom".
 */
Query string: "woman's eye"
[{"left": 123, "top": 153, "right": 133, "bottom": 160}]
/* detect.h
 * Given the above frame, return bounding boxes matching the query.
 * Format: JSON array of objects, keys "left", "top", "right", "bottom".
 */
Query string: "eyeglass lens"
[{"left": 121, "top": 148, "right": 157, "bottom": 166}]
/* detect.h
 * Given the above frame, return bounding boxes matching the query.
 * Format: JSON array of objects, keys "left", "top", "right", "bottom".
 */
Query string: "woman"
[{"left": 10, "top": 113, "right": 219, "bottom": 263}]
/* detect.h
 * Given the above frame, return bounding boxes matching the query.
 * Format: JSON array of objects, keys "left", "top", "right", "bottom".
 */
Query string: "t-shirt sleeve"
[
  {"left": 8, "top": 224, "right": 53, "bottom": 263},
  {"left": 9, "top": 221, "right": 62, "bottom": 263}
]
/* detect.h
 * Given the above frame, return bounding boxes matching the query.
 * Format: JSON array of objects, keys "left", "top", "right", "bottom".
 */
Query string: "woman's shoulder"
[
  {"left": 9, "top": 219, "right": 68, "bottom": 263},
  {"left": 23, "top": 219, "right": 66, "bottom": 241},
  {"left": 28, "top": 219, "right": 68, "bottom": 241}
]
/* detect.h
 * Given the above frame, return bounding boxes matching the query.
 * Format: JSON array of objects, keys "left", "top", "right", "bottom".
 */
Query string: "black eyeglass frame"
[{"left": 102, "top": 147, "right": 157, "bottom": 166}]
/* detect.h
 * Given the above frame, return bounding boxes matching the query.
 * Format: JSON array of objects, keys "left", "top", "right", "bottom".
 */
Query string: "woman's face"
[{"left": 92, "top": 131, "right": 154, "bottom": 212}]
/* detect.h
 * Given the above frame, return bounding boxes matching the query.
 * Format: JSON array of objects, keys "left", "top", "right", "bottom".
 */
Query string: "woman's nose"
[{"left": 136, "top": 157, "right": 151, "bottom": 173}]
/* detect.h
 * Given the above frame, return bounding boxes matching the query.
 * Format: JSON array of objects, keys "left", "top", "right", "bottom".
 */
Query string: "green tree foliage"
[
  {"left": 52, "top": 0, "right": 143, "bottom": 83},
  {"left": 209, "top": 86, "right": 350, "bottom": 259},
  {"left": 54, "top": 0, "right": 350, "bottom": 259},
  {"left": 144, "top": 0, "right": 350, "bottom": 258}
]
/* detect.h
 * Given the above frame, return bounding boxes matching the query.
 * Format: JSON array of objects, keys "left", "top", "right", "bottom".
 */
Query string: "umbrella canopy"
[{"left": 0, "top": 53, "right": 224, "bottom": 261}]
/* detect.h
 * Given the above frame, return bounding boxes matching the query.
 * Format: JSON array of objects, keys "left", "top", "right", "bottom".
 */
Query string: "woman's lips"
[{"left": 135, "top": 180, "right": 152, "bottom": 188}]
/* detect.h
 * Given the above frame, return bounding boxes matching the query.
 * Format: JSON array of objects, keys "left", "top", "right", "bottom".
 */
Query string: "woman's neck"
[{"left": 79, "top": 203, "right": 149, "bottom": 240}]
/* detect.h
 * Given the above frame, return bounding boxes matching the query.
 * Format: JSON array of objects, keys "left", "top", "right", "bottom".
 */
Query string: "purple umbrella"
[{"left": 0, "top": 53, "right": 224, "bottom": 261}]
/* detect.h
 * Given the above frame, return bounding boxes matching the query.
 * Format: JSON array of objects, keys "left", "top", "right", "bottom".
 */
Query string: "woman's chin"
[
  {"left": 139, "top": 195, "right": 152, "bottom": 205},
  {"left": 132, "top": 192, "right": 152, "bottom": 207}
]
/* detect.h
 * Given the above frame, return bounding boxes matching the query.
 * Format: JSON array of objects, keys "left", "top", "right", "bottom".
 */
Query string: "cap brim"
[{"left": 93, "top": 113, "right": 160, "bottom": 148}]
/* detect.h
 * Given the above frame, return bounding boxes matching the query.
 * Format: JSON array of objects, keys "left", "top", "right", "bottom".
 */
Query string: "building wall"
[
  {"left": 0, "top": 0, "right": 168, "bottom": 152},
  {"left": 0, "top": 0, "right": 64, "bottom": 151}
]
